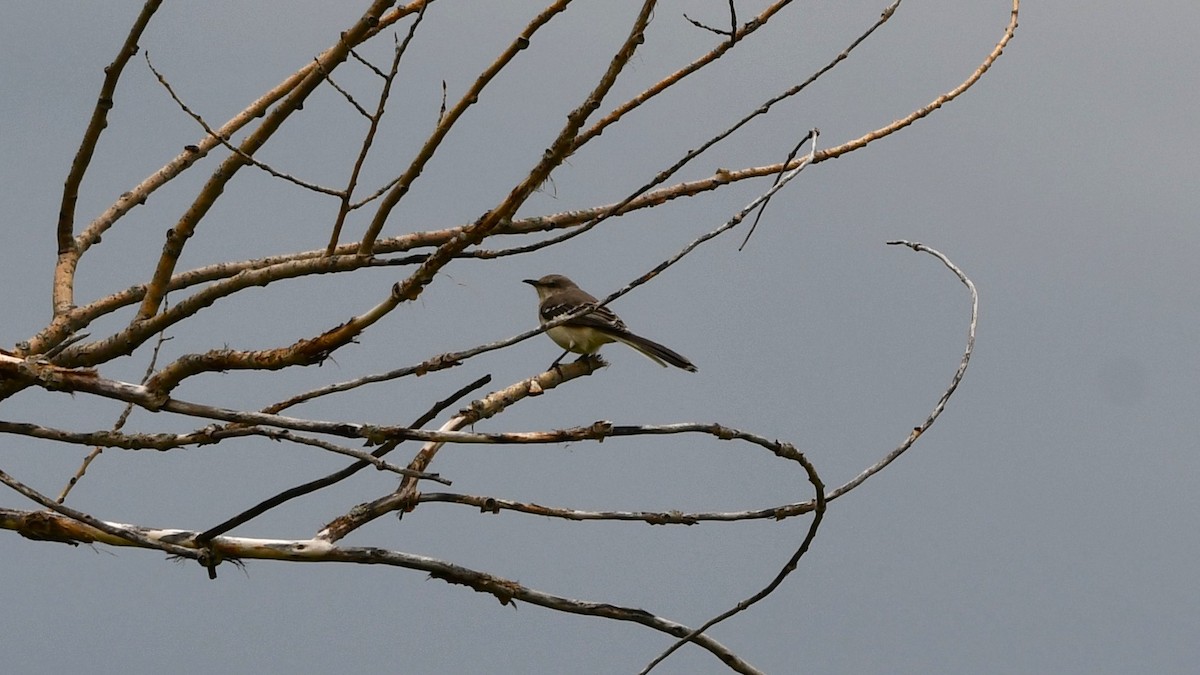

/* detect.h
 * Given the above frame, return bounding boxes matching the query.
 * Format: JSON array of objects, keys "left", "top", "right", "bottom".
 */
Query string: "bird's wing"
[{"left": 540, "top": 301, "right": 629, "bottom": 333}]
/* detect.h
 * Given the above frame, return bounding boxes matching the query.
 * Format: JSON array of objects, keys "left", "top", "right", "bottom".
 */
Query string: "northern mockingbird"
[{"left": 523, "top": 274, "right": 697, "bottom": 372}]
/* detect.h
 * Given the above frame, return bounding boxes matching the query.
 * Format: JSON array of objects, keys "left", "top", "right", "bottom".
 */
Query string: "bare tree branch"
[{"left": 54, "top": 0, "right": 164, "bottom": 316}]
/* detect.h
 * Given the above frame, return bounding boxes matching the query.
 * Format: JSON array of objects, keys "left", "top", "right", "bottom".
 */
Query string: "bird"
[{"left": 523, "top": 274, "right": 697, "bottom": 372}]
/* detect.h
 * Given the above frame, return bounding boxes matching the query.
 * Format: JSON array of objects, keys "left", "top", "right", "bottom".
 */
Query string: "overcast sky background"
[{"left": 2, "top": 2, "right": 1197, "bottom": 674}]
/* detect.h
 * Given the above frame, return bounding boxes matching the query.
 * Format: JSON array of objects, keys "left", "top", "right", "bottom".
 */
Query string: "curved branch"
[
  {"left": 641, "top": 448, "right": 824, "bottom": 674},
  {"left": 734, "top": 239, "right": 980, "bottom": 517},
  {"left": 815, "top": 0, "right": 1019, "bottom": 163},
  {"left": 145, "top": 54, "right": 346, "bottom": 197},
  {"left": 823, "top": 240, "right": 978, "bottom": 502}
]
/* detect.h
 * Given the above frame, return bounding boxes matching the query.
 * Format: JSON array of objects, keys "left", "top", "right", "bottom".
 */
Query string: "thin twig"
[
  {"left": 738, "top": 129, "right": 816, "bottom": 250},
  {"left": 57, "top": 309, "right": 172, "bottom": 503},
  {"left": 194, "top": 374, "right": 490, "bottom": 543},
  {"left": 348, "top": 45, "right": 388, "bottom": 79},
  {"left": 327, "top": 4, "right": 428, "bottom": 254},
  {"left": 438, "top": 79, "right": 448, "bottom": 124},
  {"left": 146, "top": 53, "right": 345, "bottom": 197},
  {"left": 823, "top": 240, "right": 978, "bottom": 501},
  {"left": 311, "top": 58, "right": 373, "bottom": 118},
  {"left": 588, "top": 131, "right": 818, "bottom": 315},
  {"left": 704, "top": 239, "right": 981, "bottom": 517}
]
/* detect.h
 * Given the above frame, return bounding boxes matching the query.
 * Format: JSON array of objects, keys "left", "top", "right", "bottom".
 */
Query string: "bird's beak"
[{"left": 522, "top": 279, "right": 538, "bottom": 286}]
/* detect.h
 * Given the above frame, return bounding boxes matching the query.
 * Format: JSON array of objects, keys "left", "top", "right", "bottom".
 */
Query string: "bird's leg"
[{"left": 547, "top": 349, "right": 571, "bottom": 376}]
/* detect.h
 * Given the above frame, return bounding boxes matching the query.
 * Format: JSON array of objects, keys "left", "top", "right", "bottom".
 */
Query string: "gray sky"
[{"left": 2, "top": 2, "right": 1197, "bottom": 673}]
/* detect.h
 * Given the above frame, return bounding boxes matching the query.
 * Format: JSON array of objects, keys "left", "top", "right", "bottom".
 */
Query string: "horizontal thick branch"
[{"left": 0, "top": 505, "right": 752, "bottom": 671}]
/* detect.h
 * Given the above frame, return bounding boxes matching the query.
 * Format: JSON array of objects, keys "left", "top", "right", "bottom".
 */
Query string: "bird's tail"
[{"left": 611, "top": 331, "right": 698, "bottom": 372}]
